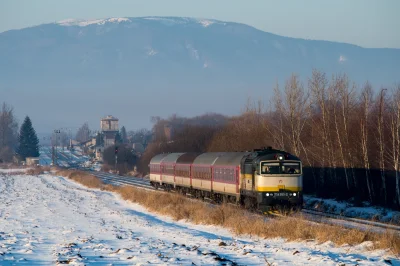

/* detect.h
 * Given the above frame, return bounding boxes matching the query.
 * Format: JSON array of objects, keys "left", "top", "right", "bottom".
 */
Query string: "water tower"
[{"left": 101, "top": 115, "right": 119, "bottom": 148}]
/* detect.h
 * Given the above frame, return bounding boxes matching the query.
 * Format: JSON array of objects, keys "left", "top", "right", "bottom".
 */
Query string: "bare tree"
[
  {"left": 271, "top": 83, "right": 285, "bottom": 150},
  {"left": 360, "top": 82, "right": 374, "bottom": 202},
  {"left": 376, "top": 88, "right": 387, "bottom": 203},
  {"left": 0, "top": 102, "right": 18, "bottom": 162},
  {"left": 75, "top": 122, "right": 90, "bottom": 143},
  {"left": 59, "top": 131, "right": 68, "bottom": 150},
  {"left": 388, "top": 85, "right": 400, "bottom": 205},
  {"left": 281, "top": 75, "right": 309, "bottom": 156},
  {"left": 338, "top": 75, "right": 357, "bottom": 188},
  {"left": 329, "top": 74, "right": 356, "bottom": 191},
  {"left": 309, "top": 70, "right": 333, "bottom": 188}
]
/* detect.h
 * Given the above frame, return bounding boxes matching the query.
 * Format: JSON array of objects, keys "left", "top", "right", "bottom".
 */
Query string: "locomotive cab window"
[
  {"left": 281, "top": 162, "right": 301, "bottom": 174},
  {"left": 260, "top": 162, "right": 301, "bottom": 175},
  {"left": 261, "top": 162, "right": 280, "bottom": 174}
]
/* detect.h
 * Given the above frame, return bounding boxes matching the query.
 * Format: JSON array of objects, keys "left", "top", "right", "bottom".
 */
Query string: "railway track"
[
  {"left": 86, "top": 171, "right": 400, "bottom": 233},
  {"left": 301, "top": 208, "right": 400, "bottom": 232}
]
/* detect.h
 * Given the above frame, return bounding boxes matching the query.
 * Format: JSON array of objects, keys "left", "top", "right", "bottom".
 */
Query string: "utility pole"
[
  {"left": 52, "top": 145, "right": 55, "bottom": 165},
  {"left": 54, "top": 129, "right": 60, "bottom": 165},
  {"left": 115, "top": 146, "right": 118, "bottom": 175}
]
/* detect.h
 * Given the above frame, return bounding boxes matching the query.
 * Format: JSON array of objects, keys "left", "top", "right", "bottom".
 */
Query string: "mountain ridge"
[{"left": 1, "top": 16, "right": 399, "bottom": 132}]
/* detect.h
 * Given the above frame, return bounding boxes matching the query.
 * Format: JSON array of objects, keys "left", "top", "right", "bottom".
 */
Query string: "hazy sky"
[{"left": 0, "top": 0, "right": 399, "bottom": 48}]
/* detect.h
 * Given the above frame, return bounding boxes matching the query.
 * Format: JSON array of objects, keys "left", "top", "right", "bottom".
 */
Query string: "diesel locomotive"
[{"left": 149, "top": 147, "right": 303, "bottom": 212}]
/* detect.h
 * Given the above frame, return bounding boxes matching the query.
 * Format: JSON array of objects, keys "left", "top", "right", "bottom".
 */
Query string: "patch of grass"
[
  {"left": 56, "top": 169, "right": 103, "bottom": 189},
  {"left": 57, "top": 170, "right": 400, "bottom": 255},
  {"left": 26, "top": 166, "right": 45, "bottom": 175}
]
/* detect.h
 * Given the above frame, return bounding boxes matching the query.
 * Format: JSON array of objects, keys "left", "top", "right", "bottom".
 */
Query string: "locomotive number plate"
[{"left": 275, "top": 193, "right": 289, "bottom": 196}]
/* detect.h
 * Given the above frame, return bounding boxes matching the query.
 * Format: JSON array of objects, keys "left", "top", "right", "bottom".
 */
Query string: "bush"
[{"left": 26, "top": 166, "right": 44, "bottom": 175}]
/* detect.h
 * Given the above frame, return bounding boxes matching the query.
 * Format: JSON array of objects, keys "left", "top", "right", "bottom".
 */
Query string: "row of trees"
[
  {"left": 75, "top": 122, "right": 91, "bottom": 143},
  {"left": 0, "top": 102, "right": 40, "bottom": 162},
  {"left": 265, "top": 71, "right": 399, "bottom": 207},
  {"left": 138, "top": 70, "right": 400, "bottom": 209}
]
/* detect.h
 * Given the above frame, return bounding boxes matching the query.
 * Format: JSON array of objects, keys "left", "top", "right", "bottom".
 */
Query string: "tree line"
[
  {"left": 0, "top": 102, "right": 40, "bottom": 163},
  {"left": 138, "top": 70, "right": 400, "bottom": 209}
]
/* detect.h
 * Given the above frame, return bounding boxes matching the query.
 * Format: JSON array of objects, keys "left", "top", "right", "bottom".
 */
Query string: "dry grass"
[
  {"left": 56, "top": 170, "right": 400, "bottom": 255},
  {"left": 0, "top": 163, "right": 25, "bottom": 169},
  {"left": 56, "top": 169, "right": 103, "bottom": 189},
  {"left": 24, "top": 165, "right": 53, "bottom": 175}
]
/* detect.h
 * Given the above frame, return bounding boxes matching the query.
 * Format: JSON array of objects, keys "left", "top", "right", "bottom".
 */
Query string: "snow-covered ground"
[
  {"left": 0, "top": 173, "right": 397, "bottom": 265},
  {"left": 0, "top": 168, "right": 28, "bottom": 174},
  {"left": 304, "top": 195, "right": 400, "bottom": 224}
]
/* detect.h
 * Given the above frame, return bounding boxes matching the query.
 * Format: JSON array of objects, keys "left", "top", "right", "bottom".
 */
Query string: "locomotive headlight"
[
  {"left": 266, "top": 193, "right": 270, "bottom": 196},
  {"left": 278, "top": 155, "right": 284, "bottom": 160},
  {"left": 293, "top": 193, "right": 297, "bottom": 197}
]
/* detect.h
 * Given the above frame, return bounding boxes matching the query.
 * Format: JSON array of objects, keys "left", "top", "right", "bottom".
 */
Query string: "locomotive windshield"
[{"left": 260, "top": 162, "right": 301, "bottom": 175}]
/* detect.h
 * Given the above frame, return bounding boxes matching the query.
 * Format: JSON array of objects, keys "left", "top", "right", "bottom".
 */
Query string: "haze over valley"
[{"left": 1, "top": 16, "right": 399, "bottom": 132}]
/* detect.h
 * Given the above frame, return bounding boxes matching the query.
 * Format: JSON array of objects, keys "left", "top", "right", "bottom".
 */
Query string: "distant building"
[
  {"left": 101, "top": 115, "right": 119, "bottom": 148},
  {"left": 26, "top": 157, "right": 40, "bottom": 166},
  {"left": 81, "top": 138, "right": 96, "bottom": 148}
]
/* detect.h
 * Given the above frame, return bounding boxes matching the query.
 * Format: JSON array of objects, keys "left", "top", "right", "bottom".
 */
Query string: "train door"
[
  {"left": 252, "top": 166, "right": 256, "bottom": 191},
  {"left": 243, "top": 163, "right": 253, "bottom": 191}
]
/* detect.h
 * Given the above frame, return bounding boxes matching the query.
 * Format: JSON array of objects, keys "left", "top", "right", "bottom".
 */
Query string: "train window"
[
  {"left": 260, "top": 162, "right": 301, "bottom": 174},
  {"left": 282, "top": 162, "right": 301, "bottom": 174},
  {"left": 260, "top": 162, "right": 280, "bottom": 174}
]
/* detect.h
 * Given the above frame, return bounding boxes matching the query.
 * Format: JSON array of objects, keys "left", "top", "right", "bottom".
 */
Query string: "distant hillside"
[{"left": 1, "top": 17, "right": 399, "bottom": 131}]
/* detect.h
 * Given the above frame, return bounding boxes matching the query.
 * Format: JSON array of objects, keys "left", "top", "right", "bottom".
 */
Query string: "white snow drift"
[{"left": 0, "top": 173, "right": 396, "bottom": 265}]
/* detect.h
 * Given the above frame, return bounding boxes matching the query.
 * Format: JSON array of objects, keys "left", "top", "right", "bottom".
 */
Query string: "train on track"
[{"left": 149, "top": 147, "right": 303, "bottom": 212}]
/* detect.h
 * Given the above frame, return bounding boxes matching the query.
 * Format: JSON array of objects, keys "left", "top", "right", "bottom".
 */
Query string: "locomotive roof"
[
  {"left": 252, "top": 148, "right": 301, "bottom": 162},
  {"left": 149, "top": 153, "right": 169, "bottom": 164},
  {"left": 214, "top": 152, "right": 251, "bottom": 166}
]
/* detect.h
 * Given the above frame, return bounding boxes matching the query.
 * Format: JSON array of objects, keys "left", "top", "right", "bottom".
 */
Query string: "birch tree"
[
  {"left": 388, "top": 86, "right": 400, "bottom": 205},
  {"left": 309, "top": 70, "right": 333, "bottom": 188},
  {"left": 271, "top": 83, "right": 286, "bottom": 151},
  {"left": 329, "top": 74, "right": 357, "bottom": 191},
  {"left": 282, "top": 74, "right": 309, "bottom": 156},
  {"left": 360, "top": 82, "right": 374, "bottom": 202},
  {"left": 376, "top": 88, "right": 387, "bottom": 203}
]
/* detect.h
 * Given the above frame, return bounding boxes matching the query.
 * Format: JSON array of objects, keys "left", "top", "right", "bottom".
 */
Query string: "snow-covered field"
[
  {"left": 0, "top": 168, "right": 28, "bottom": 174},
  {"left": 0, "top": 173, "right": 397, "bottom": 265}
]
